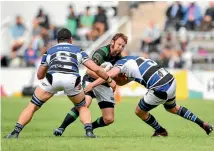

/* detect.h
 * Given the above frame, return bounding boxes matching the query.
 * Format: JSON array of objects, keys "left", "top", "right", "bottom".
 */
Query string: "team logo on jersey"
[
  {"left": 93, "top": 54, "right": 101, "bottom": 65},
  {"left": 158, "top": 71, "right": 164, "bottom": 77}
]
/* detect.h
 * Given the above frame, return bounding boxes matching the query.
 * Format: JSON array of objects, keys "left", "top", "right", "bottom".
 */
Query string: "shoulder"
[{"left": 97, "top": 45, "right": 110, "bottom": 56}]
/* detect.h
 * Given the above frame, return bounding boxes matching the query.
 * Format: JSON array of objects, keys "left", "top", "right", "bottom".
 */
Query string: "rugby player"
[
  {"left": 85, "top": 56, "right": 213, "bottom": 136},
  {"left": 54, "top": 33, "right": 128, "bottom": 136},
  {"left": 4, "top": 28, "right": 116, "bottom": 139}
]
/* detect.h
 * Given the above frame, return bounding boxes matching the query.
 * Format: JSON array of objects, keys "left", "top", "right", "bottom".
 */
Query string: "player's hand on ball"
[{"left": 84, "top": 83, "right": 94, "bottom": 93}]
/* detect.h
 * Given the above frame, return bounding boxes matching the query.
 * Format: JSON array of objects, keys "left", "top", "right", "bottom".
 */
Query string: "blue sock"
[{"left": 177, "top": 106, "right": 204, "bottom": 127}]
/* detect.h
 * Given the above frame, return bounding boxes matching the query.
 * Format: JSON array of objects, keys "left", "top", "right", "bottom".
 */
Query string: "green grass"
[{"left": 1, "top": 97, "right": 214, "bottom": 151}]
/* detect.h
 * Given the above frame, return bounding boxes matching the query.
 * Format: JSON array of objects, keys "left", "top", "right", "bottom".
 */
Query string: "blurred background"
[{"left": 1, "top": 1, "right": 214, "bottom": 101}]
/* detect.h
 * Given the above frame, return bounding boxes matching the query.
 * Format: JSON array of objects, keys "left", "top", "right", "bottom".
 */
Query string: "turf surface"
[{"left": 1, "top": 97, "right": 214, "bottom": 151}]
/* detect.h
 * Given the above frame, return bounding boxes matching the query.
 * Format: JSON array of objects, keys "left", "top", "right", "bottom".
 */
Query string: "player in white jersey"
[
  {"left": 85, "top": 56, "right": 213, "bottom": 136},
  {"left": 4, "top": 28, "right": 116, "bottom": 139}
]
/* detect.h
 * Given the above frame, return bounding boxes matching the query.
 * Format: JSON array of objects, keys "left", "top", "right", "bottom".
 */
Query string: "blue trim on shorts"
[{"left": 138, "top": 98, "right": 158, "bottom": 112}]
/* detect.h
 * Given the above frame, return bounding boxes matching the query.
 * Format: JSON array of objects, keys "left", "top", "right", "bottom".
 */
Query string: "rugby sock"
[
  {"left": 11, "top": 123, "right": 24, "bottom": 135},
  {"left": 92, "top": 117, "right": 107, "bottom": 129},
  {"left": 143, "top": 114, "right": 165, "bottom": 133},
  {"left": 59, "top": 107, "right": 79, "bottom": 129},
  {"left": 84, "top": 123, "right": 93, "bottom": 131},
  {"left": 177, "top": 106, "right": 204, "bottom": 127}
]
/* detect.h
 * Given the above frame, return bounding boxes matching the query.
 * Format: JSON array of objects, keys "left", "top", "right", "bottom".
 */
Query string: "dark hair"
[
  {"left": 111, "top": 33, "right": 128, "bottom": 44},
  {"left": 86, "top": 6, "right": 90, "bottom": 10},
  {"left": 69, "top": 4, "right": 73, "bottom": 9},
  {"left": 57, "top": 28, "right": 72, "bottom": 42}
]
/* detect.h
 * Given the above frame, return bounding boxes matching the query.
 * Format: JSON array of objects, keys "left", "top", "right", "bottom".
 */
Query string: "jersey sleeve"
[
  {"left": 80, "top": 51, "right": 90, "bottom": 64},
  {"left": 91, "top": 49, "right": 106, "bottom": 65},
  {"left": 40, "top": 53, "right": 48, "bottom": 66},
  {"left": 114, "top": 59, "right": 126, "bottom": 71}
]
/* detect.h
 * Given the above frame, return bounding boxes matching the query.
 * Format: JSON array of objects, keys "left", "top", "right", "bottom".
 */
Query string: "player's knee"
[
  {"left": 166, "top": 105, "right": 180, "bottom": 114},
  {"left": 74, "top": 98, "right": 86, "bottom": 108},
  {"left": 30, "top": 93, "right": 45, "bottom": 108},
  {"left": 135, "top": 107, "right": 141, "bottom": 116},
  {"left": 135, "top": 106, "right": 148, "bottom": 120},
  {"left": 103, "top": 116, "right": 114, "bottom": 125}
]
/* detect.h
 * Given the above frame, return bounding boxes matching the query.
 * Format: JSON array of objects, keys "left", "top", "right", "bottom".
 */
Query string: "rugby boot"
[
  {"left": 203, "top": 123, "right": 213, "bottom": 135},
  {"left": 53, "top": 128, "right": 64, "bottom": 136},
  {"left": 85, "top": 130, "right": 96, "bottom": 138},
  {"left": 4, "top": 132, "right": 19, "bottom": 139},
  {"left": 152, "top": 128, "right": 168, "bottom": 137}
]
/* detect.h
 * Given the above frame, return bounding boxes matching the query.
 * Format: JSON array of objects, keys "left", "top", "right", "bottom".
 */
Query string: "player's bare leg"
[
  {"left": 4, "top": 87, "right": 54, "bottom": 139},
  {"left": 54, "top": 95, "right": 92, "bottom": 136},
  {"left": 92, "top": 106, "right": 114, "bottom": 130},
  {"left": 68, "top": 91, "right": 95, "bottom": 138},
  {"left": 164, "top": 99, "right": 213, "bottom": 135},
  {"left": 135, "top": 99, "right": 168, "bottom": 137}
]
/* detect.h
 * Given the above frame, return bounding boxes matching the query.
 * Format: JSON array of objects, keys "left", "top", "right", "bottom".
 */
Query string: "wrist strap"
[{"left": 106, "top": 76, "right": 112, "bottom": 83}]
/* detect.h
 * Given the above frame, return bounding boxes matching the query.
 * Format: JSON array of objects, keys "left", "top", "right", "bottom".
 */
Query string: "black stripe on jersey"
[
  {"left": 50, "top": 53, "right": 57, "bottom": 61},
  {"left": 136, "top": 58, "right": 145, "bottom": 66},
  {"left": 151, "top": 73, "right": 174, "bottom": 88},
  {"left": 143, "top": 66, "right": 159, "bottom": 83},
  {"left": 49, "top": 68, "right": 77, "bottom": 73},
  {"left": 50, "top": 61, "right": 78, "bottom": 68}
]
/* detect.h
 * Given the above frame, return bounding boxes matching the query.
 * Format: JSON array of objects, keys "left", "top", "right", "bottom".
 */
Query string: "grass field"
[{"left": 1, "top": 97, "right": 214, "bottom": 151}]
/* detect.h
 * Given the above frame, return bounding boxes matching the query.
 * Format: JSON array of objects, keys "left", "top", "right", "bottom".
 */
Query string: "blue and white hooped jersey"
[
  {"left": 114, "top": 56, "right": 174, "bottom": 90},
  {"left": 40, "top": 43, "right": 89, "bottom": 76}
]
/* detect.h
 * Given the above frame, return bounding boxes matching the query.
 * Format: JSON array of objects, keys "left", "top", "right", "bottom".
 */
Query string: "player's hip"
[{"left": 144, "top": 79, "right": 176, "bottom": 105}]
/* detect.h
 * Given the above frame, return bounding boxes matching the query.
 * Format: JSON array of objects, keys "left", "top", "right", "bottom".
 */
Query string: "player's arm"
[
  {"left": 86, "top": 69, "right": 99, "bottom": 79},
  {"left": 83, "top": 59, "right": 111, "bottom": 81},
  {"left": 86, "top": 49, "right": 106, "bottom": 79},
  {"left": 84, "top": 67, "right": 120, "bottom": 92},
  {"left": 80, "top": 51, "right": 115, "bottom": 88},
  {"left": 37, "top": 53, "right": 48, "bottom": 80}
]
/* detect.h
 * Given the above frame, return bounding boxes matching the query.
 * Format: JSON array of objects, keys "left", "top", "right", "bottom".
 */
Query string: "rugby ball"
[{"left": 101, "top": 62, "right": 113, "bottom": 72}]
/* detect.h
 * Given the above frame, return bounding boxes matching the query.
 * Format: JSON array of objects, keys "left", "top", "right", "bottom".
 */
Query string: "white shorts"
[
  {"left": 85, "top": 81, "right": 115, "bottom": 104},
  {"left": 144, "top": 79, "right": 176, "bottom": 106},
  {"left": 39, "top": 73, "right": 82, "bottom": 96}
]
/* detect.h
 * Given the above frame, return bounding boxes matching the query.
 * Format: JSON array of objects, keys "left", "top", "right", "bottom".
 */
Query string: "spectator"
[
  {"left": 165, "top": 2, "right": 184, "bottom": 31},
  {"left": 168, "top": 50, "right": 184, "bottom": 68},
  {"left": 24, "top": 43, "right": 39, "bottom": 67},
  {"left": 11, "top": 16, "right": 25, "bottom": 40},
  {"left": 10, "top": 16, "right": 26, "bottom": 64},
  {"left": 36, "top": 8, "right": 50, "bottom": 29},
  {"left": 199, "top": 15, "right": 213, "bottom": 31},
  {"left": 162, "top": 32, "right": 180, "bottom": 51},
  {"left": 65, "top": 5, "right": 78, "bottom": 39},
  {"left": 183, "top": 2, "right": 202, "bottom": 31},
  {"left": 93, "top": 6, "right": 108, "bottom": 37},
  {"left": 205, "top": 1, "right": 214, "bottom": 22},
  {"left": 77, "top": 6, "right": 95, "bottom": 40},
  {"left": 32, "top": 19, "right": 42, "bottom": 36},
  {"left": 141, "top": 20, "right": 161, "bottom": 57},
  {"left": 80, "top": 7, "right": 94, "bottom": 28},
  {"left": 48, "top": 24, "right": 57, "bottom": 41}
]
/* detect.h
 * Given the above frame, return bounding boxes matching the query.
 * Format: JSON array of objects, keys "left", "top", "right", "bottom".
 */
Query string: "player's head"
[
  {"left": 110, "top": 33, "right": 128, "bottom": 56},
  {"left": 57, "top": 28, "right": 72, "bottom": 44}
]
